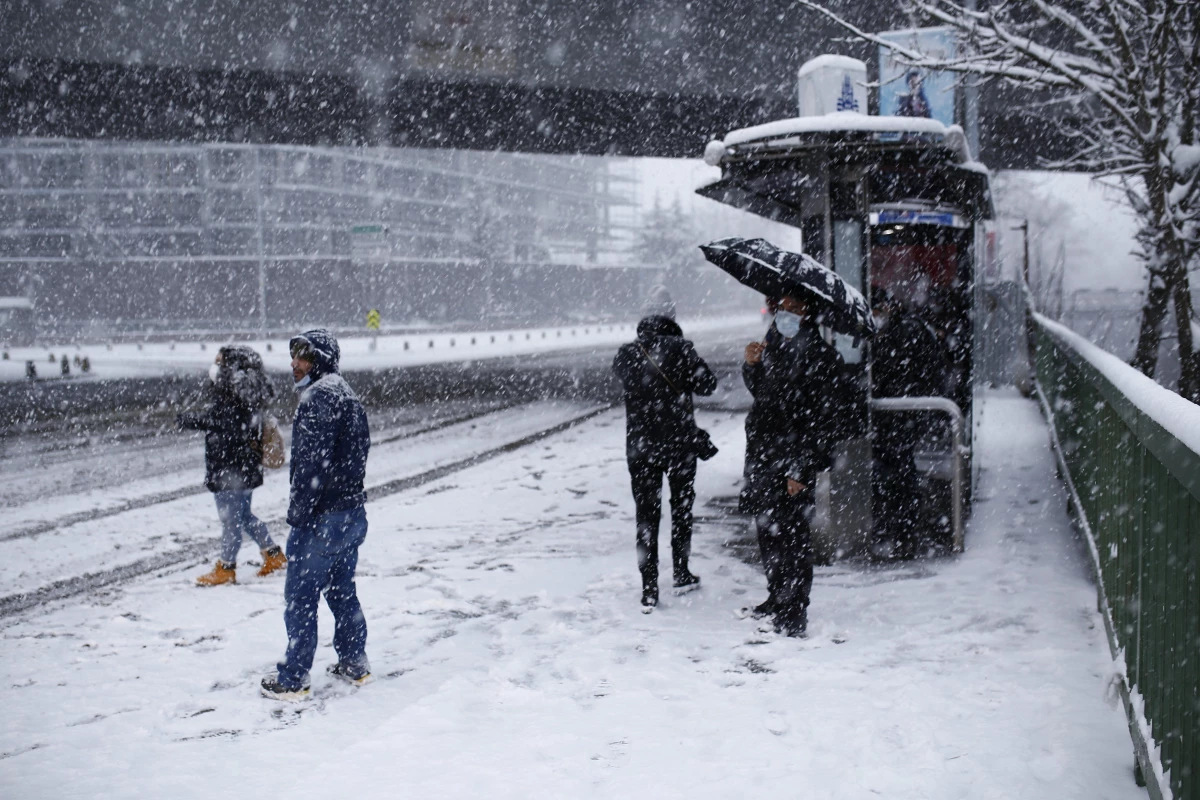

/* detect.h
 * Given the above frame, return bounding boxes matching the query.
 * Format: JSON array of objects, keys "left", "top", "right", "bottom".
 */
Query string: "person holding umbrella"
[
  {"left": 700, "top": 238, "right": 872, "bottom": 637},
  {"left": 739, "top": 294, "right": 851, "bottom": 636}
]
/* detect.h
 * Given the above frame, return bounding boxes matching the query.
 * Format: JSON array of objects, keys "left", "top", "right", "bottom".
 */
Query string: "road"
[{"left": 0, "top": 319, "right": 759, "bottom": 615}]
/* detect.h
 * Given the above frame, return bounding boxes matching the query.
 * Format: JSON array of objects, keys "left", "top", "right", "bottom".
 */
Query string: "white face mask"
[
  {"left": 293, "top": 373, "right": 312, "bottom": 392},
  {"left": 775, "top": 310, "right": 802, "bottom": 339},
  {"left": 208, "top": 363, "right": 220, "bottom": 382}
]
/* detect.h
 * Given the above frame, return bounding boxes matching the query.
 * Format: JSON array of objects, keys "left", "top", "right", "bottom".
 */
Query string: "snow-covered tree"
[
  {"left": 797, "top": 0, "right": 1200, "bottom": 399},
  {"left": 636, "top": 197, "right": 699, "bottom": 271}
]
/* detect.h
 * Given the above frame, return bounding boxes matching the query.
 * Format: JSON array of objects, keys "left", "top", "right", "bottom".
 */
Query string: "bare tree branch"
[{"left": 793, "top": 0, "right": 1200, "bottom": 394}]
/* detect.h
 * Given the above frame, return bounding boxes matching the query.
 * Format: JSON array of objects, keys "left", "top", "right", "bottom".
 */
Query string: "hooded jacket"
[
  {"left": 178, "top": 345, "right": 275, "bottom": 493},
  {"left": 612, "top": 315, "right": 718, "bottom": 459},
  {"left": 739, "top": 320, "right": 850, "bottom": 515},
  {"left": 287, "top": 329, "right": 371, "bottom": 530}
]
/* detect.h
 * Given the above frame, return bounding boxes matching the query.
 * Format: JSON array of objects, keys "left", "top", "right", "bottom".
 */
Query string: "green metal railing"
[{"left": 1034, "top": 314, "right": 1200, "bottom": 800}]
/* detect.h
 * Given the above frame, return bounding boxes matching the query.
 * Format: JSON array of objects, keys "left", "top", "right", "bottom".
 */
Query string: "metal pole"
[
  {"left": 964, "top": 0, "right": 981, "bottom": 159},
  {"left": 253, "top": 149, "right": 267, "bottom": 336},
  {"left": 869, "top": 396, "right": 966, "bottom": 552},
  {"left": 1019, "top": 219, "right": 1030, "bottom": 291},
  {"left": 1016, "top": 219, "right": 1036, "bottom": 359}
]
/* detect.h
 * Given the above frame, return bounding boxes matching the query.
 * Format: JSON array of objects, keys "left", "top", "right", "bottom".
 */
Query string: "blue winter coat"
[{"left": 287, "top": 329, "right": 371, "bottom": 530}]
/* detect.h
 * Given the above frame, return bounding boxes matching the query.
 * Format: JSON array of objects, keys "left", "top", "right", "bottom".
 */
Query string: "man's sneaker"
[
  {"left": 672, "top": 572, "right": 701, "bottom": 595},
  {"left": 775, "top": 624, "right": 808, "bottom": 639},
  {"left": 774, "top": 612, "right": 808, "bottom": 639},
  {"left": 196, "top": 560, "right": 236, "bottom": 587},
  {"left": 737, "top": 598, "right": 776, "bottom": 620},
  {"left": 257, "top": 546, "right": 287, "bottom": 578},
  {"left": 640, "top": 586, "right": 659, "bottom": 614},
  {"left": 260, "top": 674, "right": 310, "bottom": 702},
  {"left": 327, "top": 661, "right": 372, "bottom": 687}
]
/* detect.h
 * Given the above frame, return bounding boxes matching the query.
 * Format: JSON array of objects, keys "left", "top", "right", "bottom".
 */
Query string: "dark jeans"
[
  {"left": 873, "top": 433, "right": 923, "bottom": 551},
  {"left": 755, "top": 497, "right": 815, "bottom": 633},
  {"left": 628, "top": 450, "right": 697, "bottom": 592},
  {"left": 277, "top": 507, "right": 369, "bottom": 689}
]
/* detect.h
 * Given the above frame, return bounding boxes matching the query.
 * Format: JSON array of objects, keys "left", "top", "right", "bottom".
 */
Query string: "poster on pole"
[{"left": 877, "top": 27, "right": 958, "bottom": 128}]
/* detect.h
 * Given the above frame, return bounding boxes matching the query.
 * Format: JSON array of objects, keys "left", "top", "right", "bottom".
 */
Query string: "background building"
[{"left": 0, "top": 139, "right": 755, "bottom": 337}]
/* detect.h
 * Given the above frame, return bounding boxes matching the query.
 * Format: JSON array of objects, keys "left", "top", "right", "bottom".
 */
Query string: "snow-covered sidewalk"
[{"left": 0, "top": 390, "right": 1141, "bottom": 798}]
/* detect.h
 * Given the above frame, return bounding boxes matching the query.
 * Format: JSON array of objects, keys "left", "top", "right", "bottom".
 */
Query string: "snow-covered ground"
[
  {"left": 0, "top": 400, "right": 598, "bottom": 601},
  {"left": 0, "top": 390, "right": 1141, "bottom": 798},
  {"left": 0, "top": 315, "right": 758, "bottom": 383}
]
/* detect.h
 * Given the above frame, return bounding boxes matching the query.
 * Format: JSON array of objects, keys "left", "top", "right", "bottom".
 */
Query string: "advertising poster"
[{"left": 878, "top": 27, "right": 958, "bottom": 128}]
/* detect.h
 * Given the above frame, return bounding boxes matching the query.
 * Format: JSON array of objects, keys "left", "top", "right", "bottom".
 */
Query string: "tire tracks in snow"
[
  {"left": 0, "top": 403, "right": 615, "bottom": 619},
  {"left": 0, "top": 400, "right": 526, "bottom": 544}
]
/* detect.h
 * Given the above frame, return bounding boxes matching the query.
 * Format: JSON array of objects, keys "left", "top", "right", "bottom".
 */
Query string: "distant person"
[
  {"left": 923, "top": 286, "right": 971, "bottom": 410},
  {"left": 261, "top": 329, "right": 372, "bottom": 701},
  {"left": 613, "top": 286, "right": 718, "bottom": 612},
  {"left": 870, "top": 287, "right": 947, "bottom": 557},
  {"left": 179, "top": 345, "right": 285, "bottom": 587},
  {"left": 740, "top": 294, "right": 849, "bottom": 637},
  {"left": 871, "top": 287, "right": 945, "bottom": 400},
  {"left": 896, "top": 69, "right": 931, "bottom": 118}
]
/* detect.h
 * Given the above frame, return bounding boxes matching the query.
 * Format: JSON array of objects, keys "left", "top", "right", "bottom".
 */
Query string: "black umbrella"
[{"left": 700, "top": 237, "right": 877, "bottom": 339}]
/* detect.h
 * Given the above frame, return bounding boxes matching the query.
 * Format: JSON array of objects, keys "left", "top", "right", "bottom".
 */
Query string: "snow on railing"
[
  {"left": 1038, "top": 314, "right": 1200, "bottom": 456},
  {"left": 1034, "top": 312, "right": 1198, "bottom": 800}
]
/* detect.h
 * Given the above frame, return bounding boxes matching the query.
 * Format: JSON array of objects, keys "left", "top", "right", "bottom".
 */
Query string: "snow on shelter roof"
[
  {"left": 722, "top": 111, "right": 953, "bottom": 146},
  {"left": 797, "top": 54, "right": 867, "bottom": 78},
  {"left": 708, "top": 112, "right": 984, "bottom": 171},
  {"left": 0, "top": 297, "right": 32, "bottom": 310}
]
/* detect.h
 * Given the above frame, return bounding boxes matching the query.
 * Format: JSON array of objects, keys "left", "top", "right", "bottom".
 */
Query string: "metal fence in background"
[
  {"left": 0, "top": 139, "right": 689, "bottom": 337},
  {"left": 1035, "top": 313, "right": 1199, "bottom": 800}
]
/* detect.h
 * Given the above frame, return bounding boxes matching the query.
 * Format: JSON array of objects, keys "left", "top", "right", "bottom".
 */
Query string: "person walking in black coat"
[
  {"left": 613, "top": 288, "right": 718, "bottom": 611},
  {"left": 870, "top": 287, "right": 948, "bottom": 557},
  {"left": 740, "top": 294, "right": 849, "bottom": 637},
  {"left": 179, "top": 344, "right": 285, "bottom": 586}
]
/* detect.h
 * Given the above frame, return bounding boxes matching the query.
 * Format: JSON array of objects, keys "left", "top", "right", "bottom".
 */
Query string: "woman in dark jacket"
[
  {"left": 179, "top": 344, "right": 286, "bottom": 586},
  {"left": 613, "top": 290, "right": 718, "bottom": 611}
]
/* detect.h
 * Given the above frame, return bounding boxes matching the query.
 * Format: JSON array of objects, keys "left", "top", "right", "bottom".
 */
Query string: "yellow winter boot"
[
  {"left": 196, "top": 561, "right": 237, "bottom": 587},
  {"left": 257, "top": 547, "right": 287, "bottom": 578}
]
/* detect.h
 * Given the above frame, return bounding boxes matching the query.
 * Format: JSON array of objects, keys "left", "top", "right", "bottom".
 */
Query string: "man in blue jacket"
[{"left": 261, "top": 328, "right": 372, "bottom": 701}]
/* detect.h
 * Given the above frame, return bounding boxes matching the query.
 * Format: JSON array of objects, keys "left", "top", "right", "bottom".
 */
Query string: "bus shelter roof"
[{"left": 698, "top": 112, "right": 993, "bottom": 227}]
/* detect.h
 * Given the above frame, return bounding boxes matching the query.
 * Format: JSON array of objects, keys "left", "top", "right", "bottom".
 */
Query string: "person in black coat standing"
[
  {"left": 870, "top": 288, "right": 948, "bottom": 557},
  {"left": 613, "top": 288, "right": 718, "bottom": 611},
  {"left": 740, "top": 294, "right": 849, "bottom": 637},
  {"left": 179, "top": 344, "right": 285, "bottom": 586}
]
